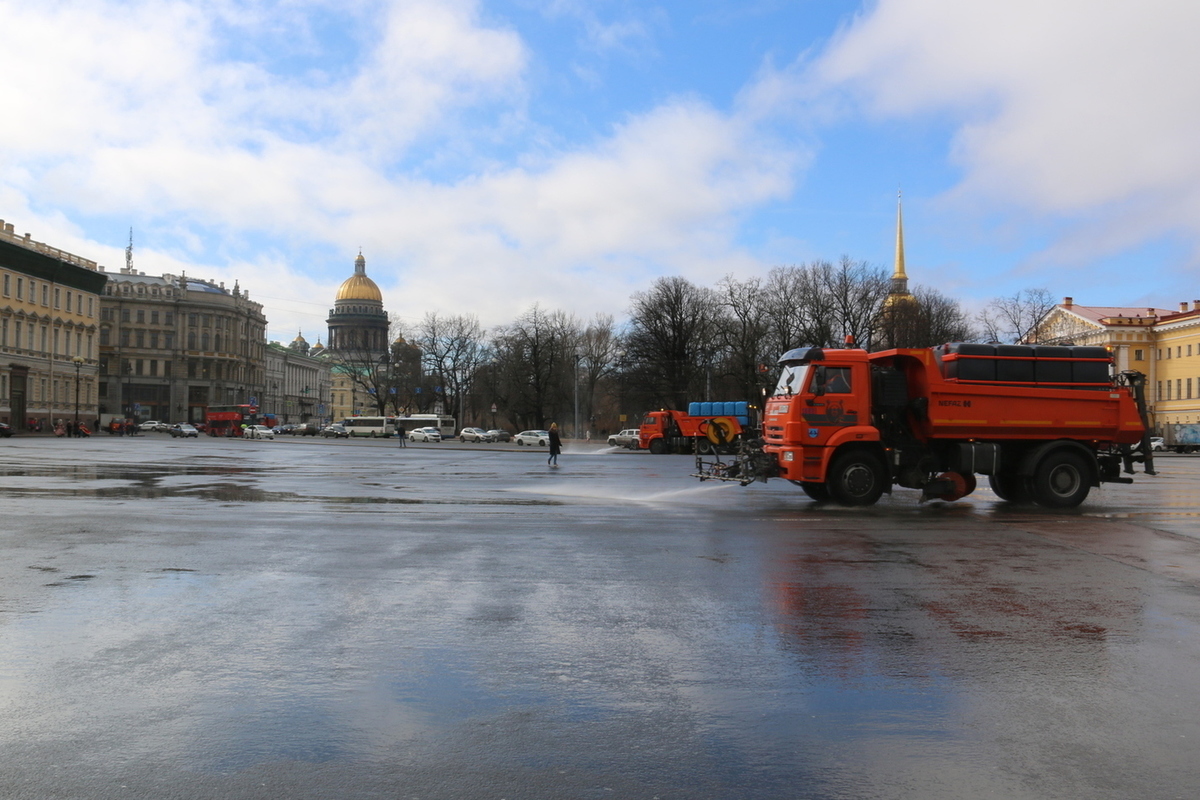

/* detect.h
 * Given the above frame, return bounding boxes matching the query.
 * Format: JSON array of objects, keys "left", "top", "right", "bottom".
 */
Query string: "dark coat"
[{"left": 548, "top": 428, "right": 562, "bottom": 455}]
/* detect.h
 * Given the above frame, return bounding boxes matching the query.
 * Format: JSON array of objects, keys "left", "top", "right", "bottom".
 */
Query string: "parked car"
[
  {"left": 0, "top": 421, "right": 12, "bottom": 438},
  {"left": 139, "top": 420, "right": 167, "bottom": 432},
  {"left": 169, "top": 423, "right": 199, "bottom": 438},
  {"left": 515, "top": 430, "right": 550, "bottom": 446},
  {"left": 322, "top": 424, "right": 350, "bottom": 438},
  {"left": 607, "top": 429, "right": 641, "bottom": 449},
  {"left": 409, "top": 427, "right": 442, "bottom": 443},
  {"left": 1150, "top": 436, "right": 1165, "bottom": 451},
  {"left": 459, "top": 427, "right": 492, "bottom": 442},
  {"left": 486, "top": 429, "right": 512, "bottom": 442},
  {"left": 244, "top": 424, "right": 275, "bottom": 440}
]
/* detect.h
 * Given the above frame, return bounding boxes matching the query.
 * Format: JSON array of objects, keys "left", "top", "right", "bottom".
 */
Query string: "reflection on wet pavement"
[{"left": 1, "top": 439, "right": 1199, "bottom": 798}]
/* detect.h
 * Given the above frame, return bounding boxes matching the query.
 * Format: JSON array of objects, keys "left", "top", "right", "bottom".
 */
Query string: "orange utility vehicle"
[
  {"left": 639, "top": 402, "right": 755, "bottom": 454},
  {"left": 694, "top": 342, "right": 1155, "bottom": 507}
]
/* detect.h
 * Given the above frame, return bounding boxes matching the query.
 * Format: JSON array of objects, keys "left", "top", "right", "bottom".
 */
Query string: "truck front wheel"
[
  {"left": 791, "top": 481, "right": 830, "bottom": 502},
  {"left": 827, "top": 450, "right": 886, "bottom": 506},
  {"left": 649, "top": 439, "right": 667, "bottom": 455},
  {"left": 1031, "top": 450, "right": 1092, "bottom": 508},
  {"left": 988, "top": 472, "right": 1031, "bottom": 504}
]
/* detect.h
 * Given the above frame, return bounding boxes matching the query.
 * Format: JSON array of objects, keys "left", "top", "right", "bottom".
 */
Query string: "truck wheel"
[
  {"left": 649, "top": 439, "right": 667, "bottom": 455},
  {"left": 792, "top": 481, "right": 830, "bottom": 502},
  {"left": 988, "top": 472, "right": 1032, "bottom": 503},
  {"left": 696, "top": 439, "right": 713, "bottom": 455},
  {"left": 1031, "top": 450, "right": 1092, "bottom": 508},
  {"left": 827, "top": 450, "right": 886, "bottom": 506}
]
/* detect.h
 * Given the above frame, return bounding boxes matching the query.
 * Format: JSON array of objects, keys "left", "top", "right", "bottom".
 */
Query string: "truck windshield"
[{"left": 774, "top": 364, "right": 810, "bottom": 397}]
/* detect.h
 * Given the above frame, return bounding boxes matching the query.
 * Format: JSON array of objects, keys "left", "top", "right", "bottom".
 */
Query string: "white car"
[
  {"left": 459, "top": 427, "right": 492, "bottom": 442},
  {"left": 514, "top": 430, "right": 550, "bottom": 446},
  {"left": 138, "top": 420, "right": 166, "bottom": 432},
  {"left": 409, "top": 426, "right": 442, "bottom": 442},
  {"left": 244, "top": 425, "right": 275, "bottom": 439},
  {"left": 607, "top": 429, "right": 641, "bottom": 449},
  {"left": 1150, "top": 436, "right": 1165, "bottom": 451}
]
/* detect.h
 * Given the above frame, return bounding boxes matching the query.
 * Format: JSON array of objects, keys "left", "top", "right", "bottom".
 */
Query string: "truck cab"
[{"left": 762, "top": 346, "right": 885, "bottom": 502}]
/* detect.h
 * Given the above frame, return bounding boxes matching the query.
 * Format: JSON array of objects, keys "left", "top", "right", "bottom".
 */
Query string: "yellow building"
[
  {"left": 1035, "top": 297, "right": 1200, "bottom": 429},
  {"left": 0, "top": 219, "right": 107, "bottom": 431},
  {"left": 1152, "top": 301, "right": 1200, "bottom": 426}
]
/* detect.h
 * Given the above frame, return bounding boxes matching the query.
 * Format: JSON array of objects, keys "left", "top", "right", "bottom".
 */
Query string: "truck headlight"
[{"left": 783, "top": 451, "right": 794, "bottom": 462}]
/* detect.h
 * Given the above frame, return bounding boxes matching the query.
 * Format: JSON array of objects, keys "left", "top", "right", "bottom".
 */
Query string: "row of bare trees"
[{"left": 332, "top": 259, "right": 1051, "bottom": 434}]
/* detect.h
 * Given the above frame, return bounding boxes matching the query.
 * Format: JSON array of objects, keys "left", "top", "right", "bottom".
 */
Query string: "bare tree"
[
  {"left": 876, "top": 286, "right": 976, "bottom": 349},
  {"left": 491, "top": 305, "right": 580, "bottom": 430},
  {"left": 715, "top": 275, "right": 773, "bottom": 402},
  {"left": 978, "top": 288, "right": 1056, "bottom": 343},
  {"left": 416, "top": 312, "right": 487, "bottom": 424},
  {"left": 621, "top": 276, "right": 720, "bottom": 410},
  {"left": 577, "top": 314, "right": 621, "bottom": 434}
]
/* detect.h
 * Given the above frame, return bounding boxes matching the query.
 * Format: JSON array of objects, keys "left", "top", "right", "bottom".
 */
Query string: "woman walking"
[{"left": 548, "top": 423, "right": 562, "bottom": 467}]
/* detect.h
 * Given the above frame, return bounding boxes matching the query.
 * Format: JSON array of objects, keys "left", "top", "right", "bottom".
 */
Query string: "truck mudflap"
[{"left": 693, "top": 438, "right": 780, "bottom": 486}]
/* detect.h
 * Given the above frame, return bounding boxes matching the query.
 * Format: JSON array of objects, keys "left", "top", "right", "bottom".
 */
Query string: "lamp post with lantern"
[{"left": 72, "top": 355, "right": 85, "bottom": 435}]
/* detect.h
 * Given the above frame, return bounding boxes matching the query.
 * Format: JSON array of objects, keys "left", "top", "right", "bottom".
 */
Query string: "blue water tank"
[{"left": 689, "top": 402, "right": 701, "bottom": 417}]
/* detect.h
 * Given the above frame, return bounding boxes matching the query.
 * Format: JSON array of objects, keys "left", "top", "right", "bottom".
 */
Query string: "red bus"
[{"left": 205, "top": 405, "right": 276, "bottom": 437}]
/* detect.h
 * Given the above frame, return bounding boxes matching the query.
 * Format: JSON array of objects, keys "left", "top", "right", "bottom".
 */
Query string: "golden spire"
[{"left": 893, "top": 189, "right": 907, "bottom": 282}]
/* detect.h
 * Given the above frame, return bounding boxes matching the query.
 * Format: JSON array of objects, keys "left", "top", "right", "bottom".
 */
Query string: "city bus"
[
  {"left": 393, "top": 414, "right": 456, "bottom": 439},
  {"left": 340, "top": 416, "right": 395, "bottom": 437},
  {"left": 205, "top": 404, "right": 274, "bottom": 437}
]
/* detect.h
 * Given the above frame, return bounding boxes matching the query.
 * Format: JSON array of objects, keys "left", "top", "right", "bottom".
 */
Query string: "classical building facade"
[
  {"left": 324, "top": 253, "right": 390, "bottom": 421},
  {"left": 0, "top": 220, "right": 107, "bottom": 431},
  {"left": 98, "top": 267, "right": 267, "bottom": 424},
  {"left": 1034, "top": 297, "right": 1200, "bottom": 429},
  {"left": 263, "top": 333, "right": 332, "bottom": 425}
]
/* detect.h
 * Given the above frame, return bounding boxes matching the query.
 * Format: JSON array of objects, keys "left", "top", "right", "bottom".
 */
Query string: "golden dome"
[
  {"left": 336, "top": 274, "right": 383, "bottom": 302},
  {"left": 335, "top": 252, "right": 383, "bottom": 302}
]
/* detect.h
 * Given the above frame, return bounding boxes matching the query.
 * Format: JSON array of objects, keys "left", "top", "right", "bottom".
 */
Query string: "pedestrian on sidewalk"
[
  {"left": 548, "top": 423, "right": 562, "bottom": 467},
  {"left": 396, "top": 423, "right": 407, "bottom": 447}
]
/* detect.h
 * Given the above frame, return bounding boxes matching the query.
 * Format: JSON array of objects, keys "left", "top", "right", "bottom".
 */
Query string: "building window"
[
  {"left": 1189, "top": 378, "right": 1194, "bottom": 400},
  {"left": 43, "top": 285, "right": 49, "bottom": 305},
  {"left": 150, "top": 332, "right": 159, "bottom": 349},
  {"left": 150, "top": 360, "right": 158, "bottom": 377},
  {"left": 1134, "top": 349, "right": 1144, "bottom": 361},
  {"left": 151, "top": 310, "right": 159, "bottom": 325},
  {"left": 88, "top": 297, "right": 94, "bottom": 316},
  {"left": 136, "top": 359, "right": 144, "bottom": 376},
  {"left": 2, "top": 274, "right": 8, "bottom": 296},
  {"left": 1, "top": 318, "right": 7, "bottom": 346},
  {"left": 164, "top": 333, "right": 174, "bottom": 349},
  {"left": 136, "top": 310, "right": 145, "bottom": 323},
  {"left": 121, "top": 309, "right": 131, "bottom": 323},
  {"left": 120, "top": 330, "right": 130, "bottom": 347},
  {"left": 136, "top": 330, "right": 145, "bottom": 348},
  {"left": 16, "top": 277, "right": 23, "bottom": 300},
  {"left": 165, "top": 312, "right": 174, "bottom": 326},
  {"left": 100, "top": 328, "right": 110, "bottom": 346},
  {"left": 54, "top": 288, "right": 61, "bottom": 309}
]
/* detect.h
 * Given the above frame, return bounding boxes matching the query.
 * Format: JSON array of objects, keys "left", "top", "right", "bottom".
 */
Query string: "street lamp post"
[{"left": 72, "top": 356, "right": 85, "bottom": 435}]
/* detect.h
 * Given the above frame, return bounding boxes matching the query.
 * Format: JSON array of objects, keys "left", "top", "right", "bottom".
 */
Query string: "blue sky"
[{"left": 2, "top": 0, "right": 1198, "bottom": 344}]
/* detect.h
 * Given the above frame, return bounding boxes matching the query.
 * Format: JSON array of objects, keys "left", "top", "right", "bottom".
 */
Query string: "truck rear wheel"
[
  {"left": 696, "top": 439, "right": 713, "bottom": 455},
  {"left": 1031, "top": 450, "right": 1092, "bottom": 508},
  {"left": 827, "top": 450, "right": 886, "bottom": 506}
]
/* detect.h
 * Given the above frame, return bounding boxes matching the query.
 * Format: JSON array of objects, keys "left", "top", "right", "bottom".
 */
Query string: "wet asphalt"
[{"left": 2, "top": 434, "right": 1199, "bottom": 799}]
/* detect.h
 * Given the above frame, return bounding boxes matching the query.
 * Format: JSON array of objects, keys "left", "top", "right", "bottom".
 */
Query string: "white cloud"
[
  {"left": 1, "top": 0, "right": 809, "bottom": 340},
  {"left": 813, "top": 0, "right": 1200, "bottom": 263}
]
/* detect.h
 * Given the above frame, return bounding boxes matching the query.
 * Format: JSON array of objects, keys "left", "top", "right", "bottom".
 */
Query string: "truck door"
[{"left": 800, "top": 365, "right": 861, "bottom": 446}]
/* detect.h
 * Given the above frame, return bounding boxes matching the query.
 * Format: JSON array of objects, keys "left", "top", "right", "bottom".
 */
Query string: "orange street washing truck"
[
  {"left": 639, "top": 401, "right": 757, "bottom": 455},
  {"left": 694, "top": 341, "right": 1155, "bottom": 507}
]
